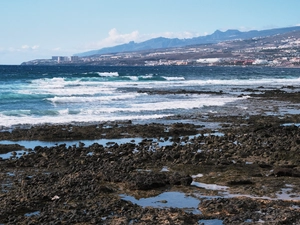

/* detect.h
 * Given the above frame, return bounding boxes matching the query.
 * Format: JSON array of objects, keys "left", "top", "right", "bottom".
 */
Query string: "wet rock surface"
[
  {"left": 0, "top": 144, "right": 25, "bottom": 154},
  {"left": 1, "top": 88, "right": 300, "bottom": 224}
]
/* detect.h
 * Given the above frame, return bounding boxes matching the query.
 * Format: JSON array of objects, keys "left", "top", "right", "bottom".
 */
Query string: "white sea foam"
[
  {"left": 131, "top": 95, "right": 245, "bottom": 111},
  {"left": 97, "top": 76, "right": 300, "bottom": 89},
  {"left": 0, "top": 92, "right": 247, "bottom": 128},
  {"left": 19, "top": 86, "right": 117, "bottom": 96},
  {"left": 97, "top": 72, "right": 119, "bottom": 77},
  {"left": 58, "top": 109, "right": 70, "bottom": 115},
  {"left": 140, "top": 74, "right": 154, "bottom": 79},
  {"left": 162, "top": 76, "right": 185, "bottom": 81},
  {"left": 0, "top": 113, "right": 173, "bottom": 128},
  {"left": 30, "top": 77, "right": 67, "bottom": 88},
  {"left": 47, "top": 93, "right": 142, "bottom": 103},
  {"left": 124, "top": 76, "right": 139, "bottom": 81},
  {"left": 184, "top": 77, "right": 300, "bottom": 87}
]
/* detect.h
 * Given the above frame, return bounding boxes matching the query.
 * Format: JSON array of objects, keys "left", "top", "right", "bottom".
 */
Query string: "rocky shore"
[{"left": 1, "top": 88, "right": 300, "bottom": 224}]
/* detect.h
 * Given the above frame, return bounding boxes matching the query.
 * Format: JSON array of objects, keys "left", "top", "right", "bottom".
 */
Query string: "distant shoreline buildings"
[
  {"left": 21, "top": 30, "right": 300, "bottom": 67},
  {"left": 51, "top": 56, "right": 79, "bottom": 63}
]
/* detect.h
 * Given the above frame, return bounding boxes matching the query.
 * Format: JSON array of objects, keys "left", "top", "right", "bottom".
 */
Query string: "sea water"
[{"left": 1, "top": 65, "right": 300, "bottom": 129}]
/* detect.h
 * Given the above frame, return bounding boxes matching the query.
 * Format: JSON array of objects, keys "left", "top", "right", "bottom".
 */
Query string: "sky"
[{"left": 0, "top": 0, "right": 300, "bottom": 65}]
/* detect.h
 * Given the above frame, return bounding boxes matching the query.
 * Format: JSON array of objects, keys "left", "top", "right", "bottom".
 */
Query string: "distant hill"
[{"left": 76, "top": 26, "right": 300, "bottom": 57}]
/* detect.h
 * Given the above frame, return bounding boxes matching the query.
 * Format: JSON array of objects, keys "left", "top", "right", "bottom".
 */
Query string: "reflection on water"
[
  {"left": 198, "top": 219, "right": 224, "bottom": 225},
  {"left": 24, "top": 211, "right": 40, "bottom": 217},
  {"left": 120, "top": 191, "right": 201, "bottom": 214},
  {"left": 0, "top": 150, "right": 28, "bottom": 160}
]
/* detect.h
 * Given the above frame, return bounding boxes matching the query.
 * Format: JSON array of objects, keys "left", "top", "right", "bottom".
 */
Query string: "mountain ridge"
[{"left": 76, "top": 26, "right": 300, "bottom": 57}]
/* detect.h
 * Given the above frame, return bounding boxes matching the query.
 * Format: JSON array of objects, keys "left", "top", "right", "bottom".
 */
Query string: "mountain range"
[{"left": 76, "top": 26, "right": 300, "bottom": 57}]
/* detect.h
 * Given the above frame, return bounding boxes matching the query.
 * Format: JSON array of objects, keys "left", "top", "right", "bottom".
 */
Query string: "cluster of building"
[
  {"left": 51, "top": 56, "right": 79, "bottom": 63},
  {"left": 145, "top": 60, "right": 189, "bottom": 66},
  {"left": 142, "top": 57, "right": 300, "bottom": 67}
]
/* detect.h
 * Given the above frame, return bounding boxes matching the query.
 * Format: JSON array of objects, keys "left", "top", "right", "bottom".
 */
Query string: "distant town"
[{"left": 22, "top": 30, "right": 300, "bottom": 67}]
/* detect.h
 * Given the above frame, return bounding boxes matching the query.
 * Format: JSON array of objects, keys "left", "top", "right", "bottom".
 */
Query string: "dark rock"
[{"left": 227, "top": 179, "right": 254, "bottom": 185}]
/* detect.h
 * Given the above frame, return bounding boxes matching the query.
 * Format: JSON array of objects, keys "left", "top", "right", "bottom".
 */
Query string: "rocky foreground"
[{"left": 1, "top": 89, "right": 300, "bottom": 224}]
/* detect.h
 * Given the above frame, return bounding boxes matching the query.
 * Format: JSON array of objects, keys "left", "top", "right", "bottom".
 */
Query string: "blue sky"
[{"left": 1, "top": 0, "right": 300, "bottom": 65}]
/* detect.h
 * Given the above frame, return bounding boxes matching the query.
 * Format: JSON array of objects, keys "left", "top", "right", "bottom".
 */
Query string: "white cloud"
[
  {"left": 86, "top": 28, "right": 201, "bottom": 50},
  {"left": 88, "top": 28, "right": 139, "bottom": 49},
  {"left": 155, "top": 31, "right": 200, "bottom": 39},
  {"left": 31, "top": 45, "right": 39, "bottom": 50},
  {"left": 238, "top": 26, "right": 256, "bottom": 31},
  {"left": 22, "top": 45, "right": 39, "bottom": 50},
  {"left": 21, "top": 45, "right": 30, "bottom": 50},
  {"left": 52, "top": 47, "right": 61, "bottom": 51}
]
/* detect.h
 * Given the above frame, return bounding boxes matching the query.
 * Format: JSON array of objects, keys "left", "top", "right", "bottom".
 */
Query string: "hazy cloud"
[
  {"left": 52, "top": 47, "right": 61, "bottom": 51},
  {"left": 155, "top": 31, "right": 200, "bottom": 39},
  {"left": 20, "top": 45, "right": 40, "bottom": 51},
  {"left": 86, "top": 28, "right": 201, "bottom": 50},
  {"left": 32, "top": 45, "right": 39, "bottom": 50},
  {"left": 88, "top": 28, "right": 139, "bottom": 49},
  {"left": 21, "top": 45, "right": 30, "bottom": 50},
  {"left": 238, "top": 26, "right": 256, "bottom": 31}
]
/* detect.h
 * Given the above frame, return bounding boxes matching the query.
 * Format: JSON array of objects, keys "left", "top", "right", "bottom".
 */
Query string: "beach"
[{"left": 1, "top": 84, "right": 300, "bottom": 224}]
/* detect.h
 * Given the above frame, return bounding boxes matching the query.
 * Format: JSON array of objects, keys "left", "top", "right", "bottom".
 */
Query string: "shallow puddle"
[
  {"left": 0, "top": 132, "right": 223, "bottom": 151},
  {"left": 281, "top": 123, "right": 300, "bottom": 127},
  {"left": 24, "top": 211, "right": 40, "bottom": 217},
  {"left": 0, "top": 137, "right": 173, "bottom": 149},
  {"left": 160, "top": 166, "right": 169, "bottom": 172},
  {"left": 198, "top": 219, "right": 224, "bottom": 225},
  {"left": 0, "top": 150, "right": 28, "bottom": 160},
  {"left": 0, "top": 138, "right": 143, "bottom": 149},
  {"left": 120, "top": 191, "right": 201, "bottom": 214}
]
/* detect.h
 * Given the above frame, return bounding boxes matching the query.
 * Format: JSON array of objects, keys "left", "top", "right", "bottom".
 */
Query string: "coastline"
[{"left": 1, "top": 87, "right": 300, "bottom": 224}]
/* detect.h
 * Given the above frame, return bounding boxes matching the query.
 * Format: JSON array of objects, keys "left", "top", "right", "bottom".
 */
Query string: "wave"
[
  {"left": 29, "top": 73, "right": 300, "bottom": 90},
  {"left": 35, "top": 76, "right": 300, "bottom": 87},
  {"left": 1, "top": 110, "right": 32, "bottom": 116},
  {"left": 123, "top": 76, "right": 139, "bottom": 81},
  {"left": 97, "top": 72, "right": 119, "bottom": 77},
  {"left": 81, "top": 71, "right": 119, "bottom": 77},
  {"left": 0, "top": 113, "right": 173, "bottom": 128},
  {"left": 140, "top": 74, "right": 154, "bottom": 79},
  {"left": 20, "top": 86, "right": 116, "bottom": 96},
  {"left": 74, "top": 73, "right": 186, "bottom": 82},
  {"left": 130, "top": 95, "right": 248, "bottom": 111},
  {"left": 0, "top": 93, "right": 246, "bottom": 127},
  {"left": 46, "top": 93, "right": 143, "bottom": 103},
  {"left": 53, "top": 95, "right": 246, "bottom": 114},
  {"left": 162, "top": 76, "right": 185, "bottom": 81},
  {"left": 183, "top": 77, "right": 300, "bottom": 87},
  {"left": 0, "top": 93, "right": 50, "bottom": 101},
  {"left": 30, "top": 77, "right": 69, "bottom": 89}
]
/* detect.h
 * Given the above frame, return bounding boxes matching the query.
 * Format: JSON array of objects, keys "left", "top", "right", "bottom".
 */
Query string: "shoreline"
[{"left": 1, "top": 88, "right": 300, "bottom": 224}]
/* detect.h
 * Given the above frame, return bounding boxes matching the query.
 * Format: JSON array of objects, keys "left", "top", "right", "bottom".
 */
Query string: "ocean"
[{"left": 1, "top": 65, "right": 300, "bottom": 129}]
